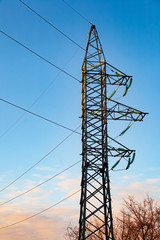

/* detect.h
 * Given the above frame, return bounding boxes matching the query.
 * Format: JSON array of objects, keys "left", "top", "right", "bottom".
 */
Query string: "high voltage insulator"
[{"left": 78, "top": 25, "right": 147, "bottom": 240}]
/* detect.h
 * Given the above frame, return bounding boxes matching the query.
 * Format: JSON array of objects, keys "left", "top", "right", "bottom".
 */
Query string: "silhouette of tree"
[
  {"left": 116, "top": 195, "right": 160, "bottom": 240},
  {"left": 65, "top": 195, "right": 160, "bottom": 240}
]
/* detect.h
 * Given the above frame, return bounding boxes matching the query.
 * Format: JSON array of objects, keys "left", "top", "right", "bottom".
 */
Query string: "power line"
[
  {"left": 0, "top": 163, "right": 121, "bottom": 230},
  {"left": 18, "top": 0, "right": 86, "bottom": 52},
  {"left": 0, "top": 46, "right": 80, "bottom": 139},
  {"left": 0, "top": 175, "right": 102, "bottom": 230},
  {"left": 0, "top": 124, "right": 81, "bottom": 193},
  {"left": 0, "top": 30, "right": 81, "bottom": 83},
  {"left": 0, "top": 173, "right": 113, "bottom": 230},
  {"left": 0, "top": 95, "right": 130, "bottom": 144},
  {"left": 0, "top": 99, "right": 130, "bottom": 193},
  {"left": 17, "top": 0, "right": 90, "bottom": 54},
  {"left": 0, "top": 97, "right": 81, "bottom": 135},
  {"left": 62, "top": 0, "right": 91, "bottom": 24},
  {"left": 0, "top": 160, "right": 81, "bottom": 207},
  {"left": 17, "top": 0, "right": 123, "bottom": 74},
  {"left": 0, "top": 97, "right": 127, "bottom": 194},
  {"left": 0, "top": 189, "right": 80, "bottom": 230}
]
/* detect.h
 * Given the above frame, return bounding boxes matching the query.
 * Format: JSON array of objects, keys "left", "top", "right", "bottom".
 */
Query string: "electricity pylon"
[{"left": 78, "top": 25, "right": 147, "bottom": 240}]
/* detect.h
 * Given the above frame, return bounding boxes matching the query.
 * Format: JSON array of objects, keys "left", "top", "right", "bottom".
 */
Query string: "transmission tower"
[{"left": 78, "top": 25, "right": 147, "bottom": 240}]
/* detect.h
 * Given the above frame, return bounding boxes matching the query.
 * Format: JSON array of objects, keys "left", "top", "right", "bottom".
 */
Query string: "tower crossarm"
[
  {"left": 106, "top": 74, "right": 132, "bottom": 87},
  {"left": 108, "top": 146, "right": 134, "bottom": 158},
  {"left": 108, "top": 135, "right": 135, "bottom": 158},
  {"left": 107, "top": 98, "right": 148, "bottom": 121}
]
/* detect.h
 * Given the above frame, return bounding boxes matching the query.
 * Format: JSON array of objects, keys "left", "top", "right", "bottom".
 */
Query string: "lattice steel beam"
[
  {"left": 107, "top": 98, "right": 147, "bottom": 121},
  {"left": 78, "top": 24, "right": 147, "bottom": 240},
  {"left": 79, "top": 24, "right": 114, "bottom": 240}
]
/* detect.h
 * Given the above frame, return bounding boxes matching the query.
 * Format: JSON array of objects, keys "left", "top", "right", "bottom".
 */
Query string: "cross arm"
[{"left": 107, "top": 98, "right": 148, "bottom": 121}]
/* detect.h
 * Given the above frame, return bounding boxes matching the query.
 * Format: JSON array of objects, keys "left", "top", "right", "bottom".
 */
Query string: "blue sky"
[{"left": 0, "top": 0, "right": 160, "bottom": 239}]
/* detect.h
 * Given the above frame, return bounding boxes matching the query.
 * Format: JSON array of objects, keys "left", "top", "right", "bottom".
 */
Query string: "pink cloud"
[{"left": 0, "top": 206, "right": 79, "bottom": 240}]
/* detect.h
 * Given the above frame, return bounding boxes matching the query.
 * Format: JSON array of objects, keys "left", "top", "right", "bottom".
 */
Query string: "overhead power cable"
[
  {"left": 0, "top": 124, "right": 81, "bottom": 193},
  {"left": 0, "top": 95, "right": 132, "bottom": 145},
  {"left": 17, "top": 0, "right": 124, "bottom": 74},
  {"left": 0, "top": 30, "right": 80, "bottom": 83},
  {"left": 0, "top": 97, "right": 131, "bottom": 147},
  {"left": 0, "top": 175, "right": 101, "bottom": 230},
  {"left": 62, "top": 0, "right": 91, "bottom": 24},
  {"left": 0, "top": 173, "right": 114, "bottom": 230},
  {"left": 0, "top": 160, "right": 81, "bottom": 207},
  {"left": 0, "top": 97, "right": 81, "bottom": 135},
  {"left": 0, "top": 189, "right": 80, "bottom": 230},
  {"left": 0, "top": 159, "right": 126, "bottom": 230},
  {"left": 18, "top": 0, "right": 86, "bottom": 52},
  {"left": 0, "top": 47, "right": 80, "bottom": 139}
]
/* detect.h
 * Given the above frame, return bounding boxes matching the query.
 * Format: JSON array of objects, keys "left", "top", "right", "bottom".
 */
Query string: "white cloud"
[
  {"left": 1, "top": 173, "right": 160, "bottom": 239},
  {"left": 112, "top": 176, "right": 160, "bottom": 215},
  {"left": 146, "top": 178, "right": 160, "bottom": 184}
]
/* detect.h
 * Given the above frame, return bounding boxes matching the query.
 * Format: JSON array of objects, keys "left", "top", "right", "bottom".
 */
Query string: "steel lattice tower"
[{"left": 78, "top": 25, "right": 147, "bottom": 240}]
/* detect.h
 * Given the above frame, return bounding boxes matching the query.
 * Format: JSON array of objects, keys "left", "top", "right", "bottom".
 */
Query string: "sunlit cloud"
[
  {"left": 0, "top": 204, "right": 79, "bottom": 240},
  {"left": 0, "top": 173, "right": 159, "bottom": 239},
  {"left": 112, "top": 176, "right": 160, "bottom": 215},
  {"left": 146, "top": 178, "right": 160, "bottom": 184},
  {"left": 56, "top": 177, "right": 80, "bottom": 193},
  {"left": 0, "top": 211, "right": 67, "bottom": 240}
]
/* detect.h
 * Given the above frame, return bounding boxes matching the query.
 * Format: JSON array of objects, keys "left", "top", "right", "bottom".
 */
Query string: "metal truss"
[
  {"left": 107, "top": 98, "right": 147, "bottom": 121},
  {"left": 78, "top": 25, "right": 147, "bottom": 240}
]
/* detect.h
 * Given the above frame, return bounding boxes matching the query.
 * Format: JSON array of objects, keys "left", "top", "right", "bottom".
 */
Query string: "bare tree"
[
  {"left": 65, "top": 195, "right": 160, "bottom": 240},
  {"left": 65, "top": 222, "right": 105, "bottom": 240},
  {"left": 116, "top": 195, "right": 160, "bottom": 240},
  {"left": 65, "top": 225, "right": 79, "bottom": 240}
]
